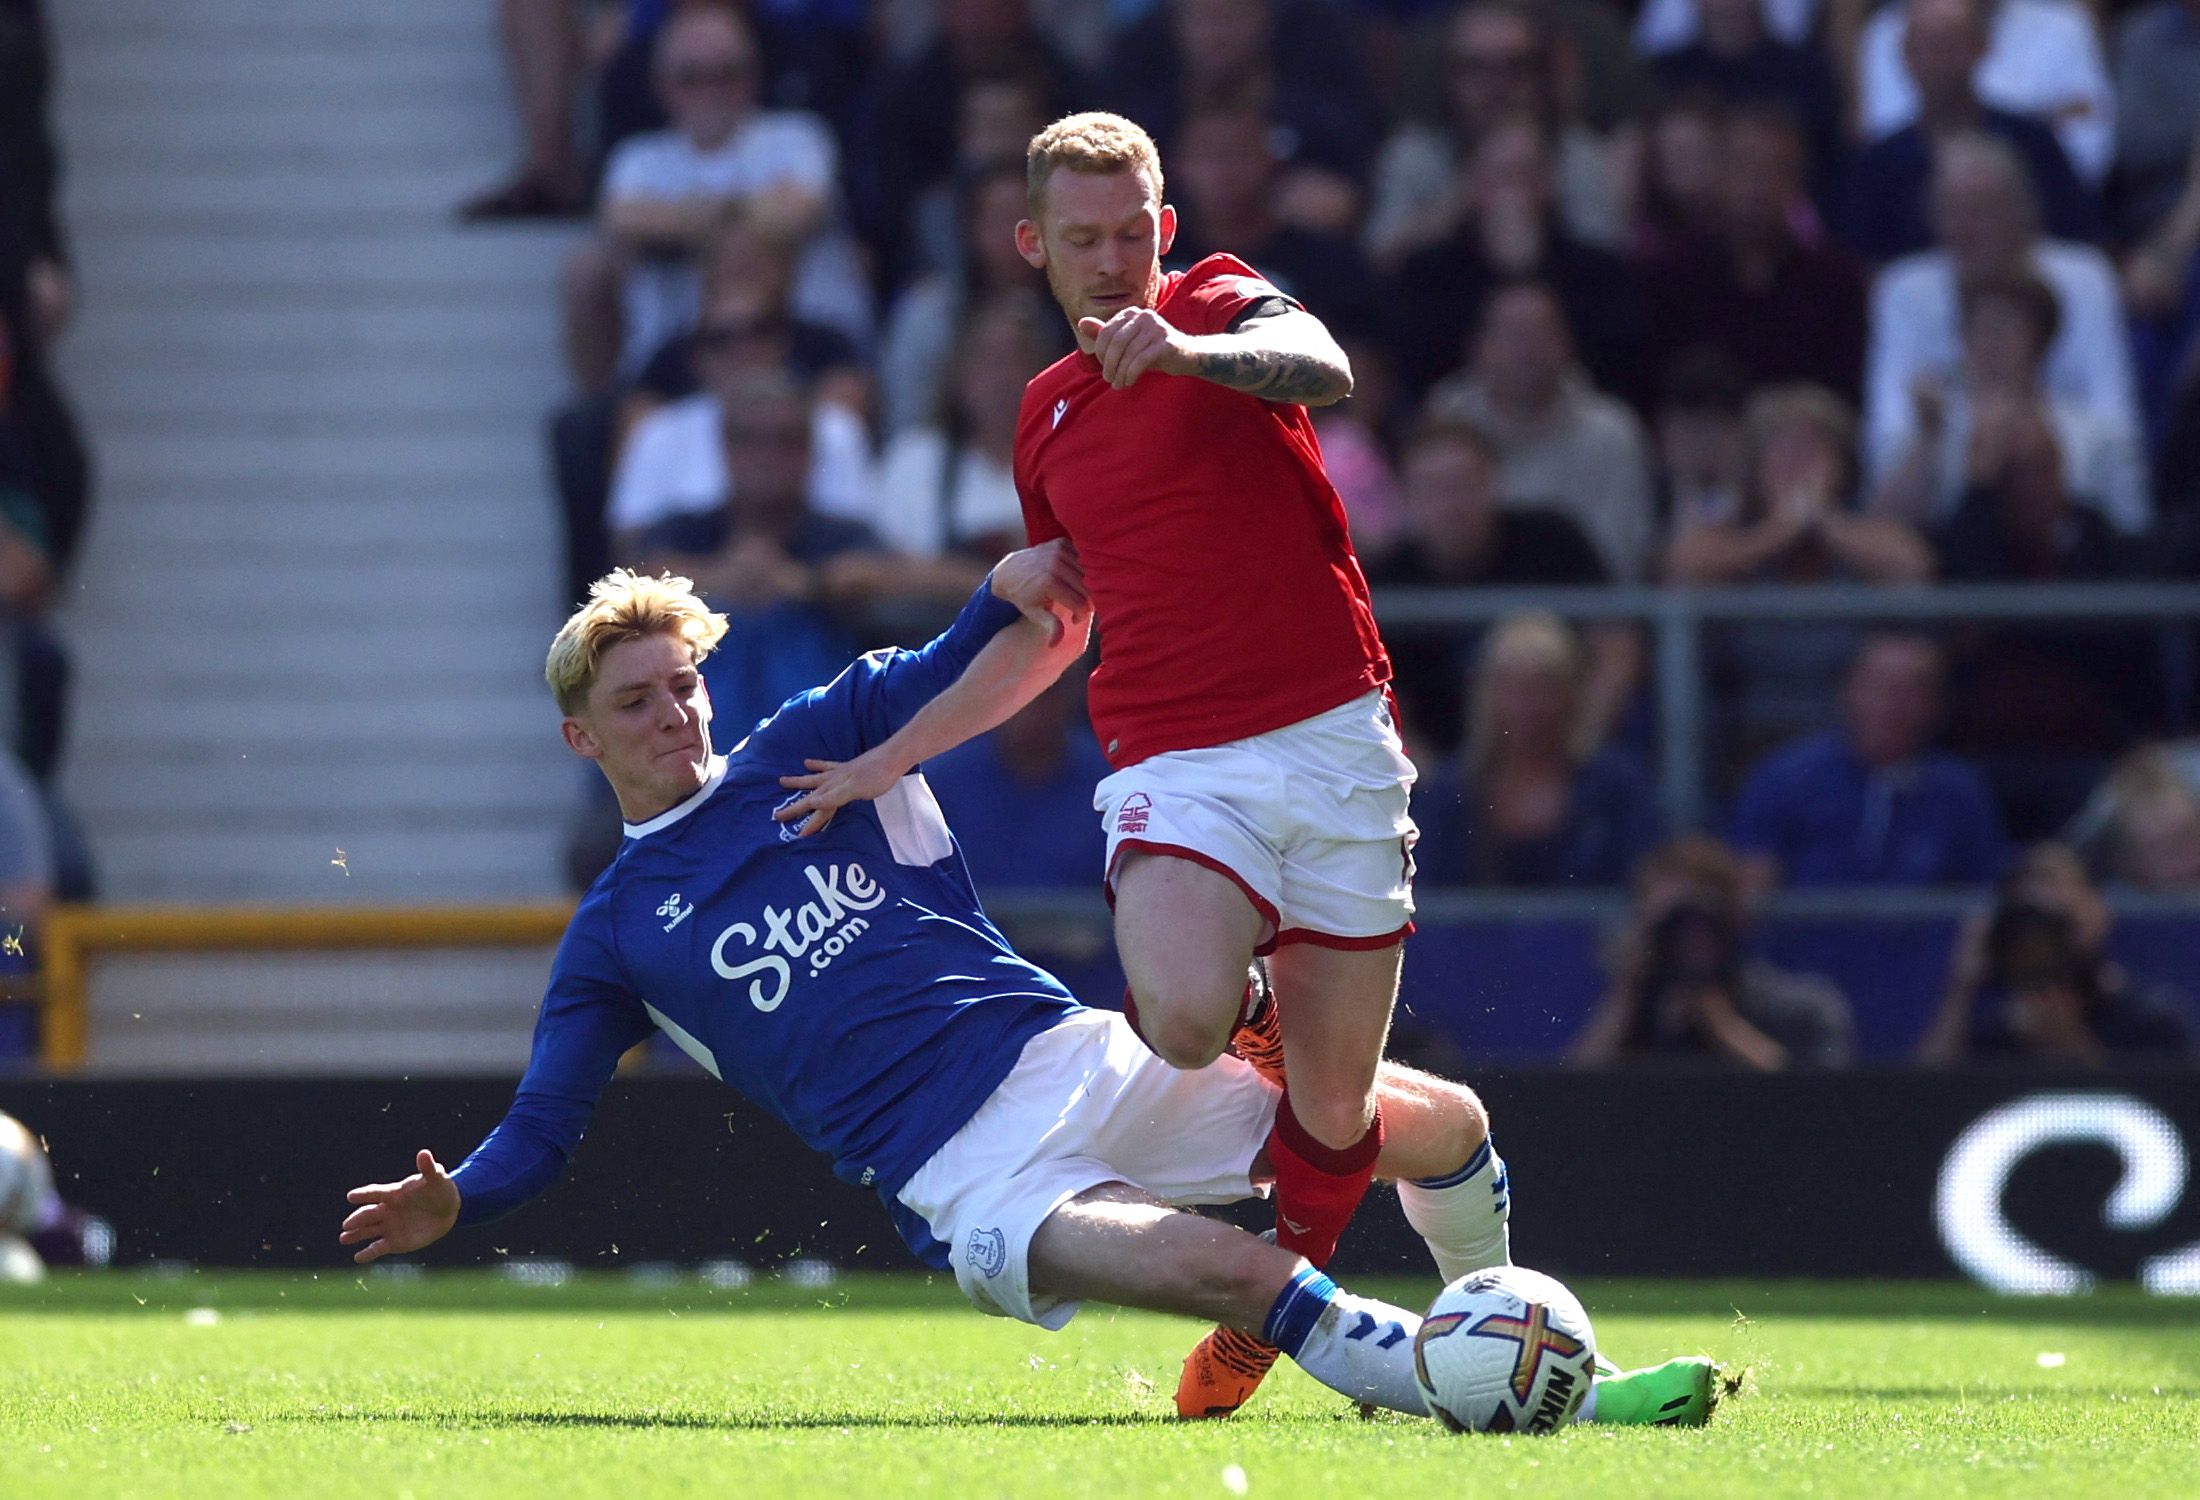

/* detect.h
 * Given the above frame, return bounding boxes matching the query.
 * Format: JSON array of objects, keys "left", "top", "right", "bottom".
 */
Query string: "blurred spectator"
[
  {"left": 1668, "top": 384, "right": 1934, "bottom": 587},
  {"left": 1422, "top": 279, "right": 1657, "bottom": 580},
  {"left": 1926, "top": 368, "right": 2147, "bottom": 835},
  {"left": 1862, "top": 135, "right": 2139, "bottom": 497},
  {"left": 878, "top": 159, "right": 1048, "bottom": 438},
  {"left": 1842, "top": 0, "right": 2096, "bottom": 264},
  {"left": 1310, "top": 331, "right": 1409, "bottom": 551},
  {"left": 1367, "top": 416, "right": 1637, "bottom": 751},
  {"left": 923, "top": 665, "right": 1111, "bottom": 891},
  {"left": 1106, "top": 0, "right": 1382, "bottom": 232},
  {"left": 622, "top": 370, "right": 972, "bottom": 734},
  {"left": 1873, "top": 268, "right": 2150, "bottom": 537},
  {"left": 873, "top": 290, "right": 1064, "bottom": 560},
  {"left": 1668, "top": 385, "right": 1932, "bottom": 775},
  {"left": 2123, "top": 136, "right": 2200, "bottom": 483},
  {"left": 1364, "top": 0, "right": 1626, "bottom": 271},
  {"left": 1729, "top": 632, "right": 2011, "bottom": 886},
  {"left": 2112, "top": 0, "right": 2200, "bottom": 243},
  {"left": 1387, "top": 119, "right": 1646, "bottom": 406},
  {"left": 903, "top": 70, "right": 1051, "bottom": 293},
  {"left": 565, "top": 6, "right": 865, "bottom": 392},
  {"left": 1652, "top": 348, "right": 1749, "bottom": 529},
  {"left": 1856, "top": 0, "right": 2115, "bottom": 188},
  {"left": 551, "top": 213, "right": 866, "bottom": 607},
  {"left": 1569, "top": 835, "right": 1857, "bottom": 1069},
  {"left": 1411, "top": 612, "right": 1659, "bottom": 886},
  {"left": 1622, "top": 93, "right": 1729, "bottom": 258},
  {"left": 1634, "top": 0, "right": 1821, "bottom": 54},
  {"left": 1164, "top": 105, "right": 1380, "bottom": 335},
  {"left": 1918, "top": 843, "right": 2195, "bottom": 1062},
  {"left": 1649, "top": 0, "right": 1843, "bottom": 196},
  {"left": 0, "top": 0, "right": 63, "bottom": 273},
  {"left": 1929, "top": 398, "right": 2128, "bottom": 579},
  {"left": 2084, "top": 743, "right": 2200, "bottom": 890},
  {"left": 595, "top": 0, "right": 873, "bottom": 168},
  {"left": 859, "top": 0, "right": 1093, "bottom": 291},
  {"left": 1642, "top": 104, "right": 1867, "bottom": 402},
  {"left": 458, "top": 0, "right": 595, "bottom": 218},
  {"left": 582, "top": 218, "right": 872, "bottom": 589},
  {"left": 0, "top": 744, "right": 50, "bottom": 931}
]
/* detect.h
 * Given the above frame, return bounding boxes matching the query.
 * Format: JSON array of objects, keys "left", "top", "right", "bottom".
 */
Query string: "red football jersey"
[{"left": 1014, "top": 254, "right": 1391, "bottom": 769}]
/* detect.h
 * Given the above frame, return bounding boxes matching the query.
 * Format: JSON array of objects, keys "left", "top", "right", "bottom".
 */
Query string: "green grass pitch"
[{"left": 2, "top": 1272, "right": 2195, "bottom": 1499}]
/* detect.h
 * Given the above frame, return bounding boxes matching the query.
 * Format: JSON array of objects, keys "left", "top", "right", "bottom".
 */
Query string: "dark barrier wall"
[{"left": 6, "top": 1070, "right": 2198, "bottom": 1290}]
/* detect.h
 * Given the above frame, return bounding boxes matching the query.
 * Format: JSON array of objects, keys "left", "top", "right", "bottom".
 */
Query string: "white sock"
[
  {"left": 1395, "top": 1138, "right": 1511, "bottom": 1283},
  {"left": 1261, "top": 1265, "right": 1427, "bottom": 1416},
  {"left": 1576, "top": 1383, "right": 1599, "bottom": 1422}
]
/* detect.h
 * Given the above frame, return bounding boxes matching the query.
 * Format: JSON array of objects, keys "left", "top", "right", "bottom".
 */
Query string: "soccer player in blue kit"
[{"left": 338, "top": 549, "right": 1718, "bottom": 1425}]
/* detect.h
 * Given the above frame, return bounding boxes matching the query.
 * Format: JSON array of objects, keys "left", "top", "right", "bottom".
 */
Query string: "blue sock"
[
  {"left": 1260, "top": 1265, "right": 1337, "bottom": 1356},
  {"left": 1260, "top": 1263, "right": 1427, "bottom": 1415}
]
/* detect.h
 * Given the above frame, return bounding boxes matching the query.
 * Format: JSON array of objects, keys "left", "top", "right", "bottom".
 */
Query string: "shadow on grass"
[{"left": 297, "top": 1407, "right": 1175, "bottom": 1434}]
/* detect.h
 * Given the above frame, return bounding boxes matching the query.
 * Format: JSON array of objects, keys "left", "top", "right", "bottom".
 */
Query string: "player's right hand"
[
  {"left": 340, "top": 1148, "right": 461, "bottom": 1264},
  {"left": 990, "top": 539, "right": 1091, "bottom": 646}
]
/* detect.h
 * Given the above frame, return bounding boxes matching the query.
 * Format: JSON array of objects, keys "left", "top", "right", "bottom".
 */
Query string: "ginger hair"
[{"left": 1025, "top": 111, "right": 1164, "bottom": 215}]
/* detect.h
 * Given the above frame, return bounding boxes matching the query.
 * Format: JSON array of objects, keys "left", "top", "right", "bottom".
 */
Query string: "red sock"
[{"left": 1267, "top": 1093, "right": 1383, "bottom": 1269}]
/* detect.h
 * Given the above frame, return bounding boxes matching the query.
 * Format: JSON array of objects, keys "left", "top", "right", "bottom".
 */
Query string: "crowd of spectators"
[
  {"left": 0, "top": 0, "right": 91, "bottom": 986},
  {"left": 474, "top": 0, "right": 2200, "bottom": 1060}
]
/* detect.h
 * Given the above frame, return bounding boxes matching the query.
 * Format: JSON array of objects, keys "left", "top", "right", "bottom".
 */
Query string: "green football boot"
[{"left": 1588, "top": 1356, "right": 1730, "bottom": 1427}]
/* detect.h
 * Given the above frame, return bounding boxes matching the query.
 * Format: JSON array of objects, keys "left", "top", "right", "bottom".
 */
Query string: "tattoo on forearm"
[{"left": 1189, "top": 347, "right": 1349, "bottom": 403}]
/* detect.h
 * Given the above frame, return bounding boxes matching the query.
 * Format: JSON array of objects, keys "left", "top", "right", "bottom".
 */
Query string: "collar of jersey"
[{"left": 622, "top": 753, "right": 729, "bottom": 840}]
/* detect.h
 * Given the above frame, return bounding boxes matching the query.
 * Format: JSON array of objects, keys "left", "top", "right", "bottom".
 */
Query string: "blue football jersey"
[{"left": 450, "top": 583, "right": 1085, "bottom": 1240}]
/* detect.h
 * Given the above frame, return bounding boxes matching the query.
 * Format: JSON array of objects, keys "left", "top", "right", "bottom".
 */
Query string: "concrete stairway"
[{"left": 44, "top": 0, "right": 591, "bottom": 1070}]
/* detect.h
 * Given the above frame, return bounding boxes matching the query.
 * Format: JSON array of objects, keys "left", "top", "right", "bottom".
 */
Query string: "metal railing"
[{"left": 1371, "top": 581, "right": 2200, "bottom": 830}]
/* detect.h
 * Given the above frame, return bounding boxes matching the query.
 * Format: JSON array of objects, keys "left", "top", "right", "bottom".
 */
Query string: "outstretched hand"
[
  {"left": 990, "top": 539, "right": 1091, "bottom": 645},
  {"left": 776, "top": 753, "right": 903, "bottom": 837},
  {"left": 340, "top": 1148, "right": 461, "bottom": 1264}
]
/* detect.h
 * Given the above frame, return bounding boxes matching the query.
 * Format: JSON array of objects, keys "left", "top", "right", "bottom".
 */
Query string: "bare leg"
[
  {"left": 503, "top": 0, "right": 583, "bottom": 186},
  {"left": 1028, "top": 1182, "right": 1296, "bottom": 1333},
  {"left": 1111, "top": 850, "right": 1266, "bottom": 1070},
  {"left": 460, "top": 0, "right": 588, "bottom": 216},
  {"left": 1029, "top": 1183, "right": 1431, "bottom": 1416},
  {"left": 1264, "top": 940, "right": 1400, "bottom": 1150},
  {"left": 561, "top": 235, "right": 626, "bottom": 393},
  {"left": 1368, "top": 1061, "right": 1489, "bottom": 1184}
]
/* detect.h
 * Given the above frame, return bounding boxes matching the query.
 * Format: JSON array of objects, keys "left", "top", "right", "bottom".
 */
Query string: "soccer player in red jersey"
[{"left": 1008, "top": 113, "right": 1510, "bottom": 1416}]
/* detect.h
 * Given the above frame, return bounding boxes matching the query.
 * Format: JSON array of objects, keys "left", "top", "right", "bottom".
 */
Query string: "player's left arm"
[
  {"left": 773, "top": 548, "right": 1091, "bottom": 835},
  {"left": 1078, "top": 299, "right": 1353, "bottom": 406}
]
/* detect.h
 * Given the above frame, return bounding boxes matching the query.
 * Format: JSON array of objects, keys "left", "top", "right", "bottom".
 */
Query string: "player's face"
[
  {"left": 1016, "top": 168, "right": 1176, "bottom": 327},
  {"left": 565, "top": 633, "right": 715, "bottom": 818}
]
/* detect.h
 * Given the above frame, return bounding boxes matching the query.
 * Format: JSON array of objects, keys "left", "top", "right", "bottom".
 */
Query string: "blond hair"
[
  {"left": 1465, "top": 610, "right": 1591, "bottom": 773},
  {"left": 1026, "top": 111, "right": 1163, "bottom": 215},
  {"left": 546, "top": 569, "right": 729, "bottom": 716}
]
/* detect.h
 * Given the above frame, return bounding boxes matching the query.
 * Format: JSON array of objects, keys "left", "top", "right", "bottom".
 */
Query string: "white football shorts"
[
  {"left": 1094, "top": 688, "right": 1418, "bottom": 951},
  {"left": 895, "top": 1008, "right": 1279, "bottom": 1329}
]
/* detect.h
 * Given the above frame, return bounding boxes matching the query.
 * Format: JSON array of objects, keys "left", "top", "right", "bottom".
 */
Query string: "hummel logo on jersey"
[
  {"left": 1052, "top": 397, "right": 1069, "bottom": 429},
  {"left": 710, "top": 861, "right": 889, "bottom": 1011},
  {"left": 658, "top": 893, "right": 695, "bottom": 933}
]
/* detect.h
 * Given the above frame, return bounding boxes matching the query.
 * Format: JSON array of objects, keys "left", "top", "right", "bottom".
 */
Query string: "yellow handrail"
[{"left": 36, "top": 903, "right": 575, "bottom": 1070}]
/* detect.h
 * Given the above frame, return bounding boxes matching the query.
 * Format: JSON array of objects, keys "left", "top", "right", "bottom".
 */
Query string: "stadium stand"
[{"left": 9, "top": 0, "right": 2200, "bottom": 1079}]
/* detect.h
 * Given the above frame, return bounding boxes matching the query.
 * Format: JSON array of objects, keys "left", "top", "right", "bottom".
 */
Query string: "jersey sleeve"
[
  {"left": 450, "top": 902, "right": 653, "bottom": 1227},
  {"left": 1171, "top": 255, "right": 1301, "bottom": 336},
  {"left": 753, "top": 575, "right": 1024, "bottom": 764}
]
